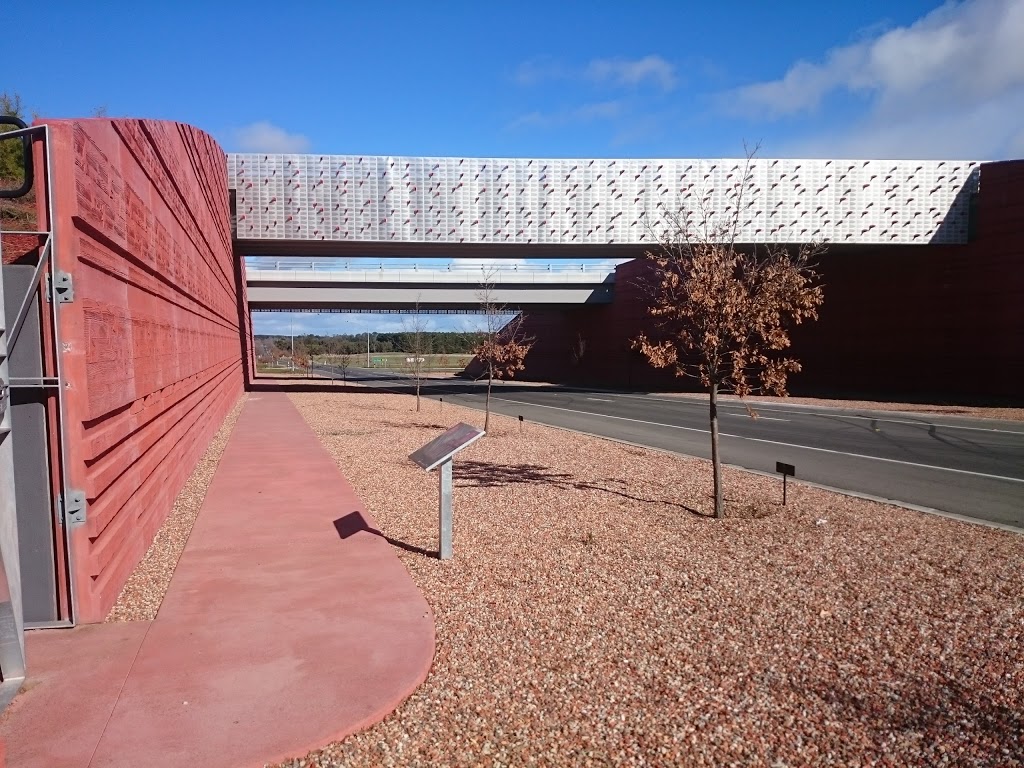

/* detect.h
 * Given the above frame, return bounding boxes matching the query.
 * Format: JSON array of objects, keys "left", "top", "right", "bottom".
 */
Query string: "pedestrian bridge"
[
  {"left": 228, "top": 153, "right": 979, "bottom": 258},
  {"left": 245, "top": 260, "right": 615, "bottom": 311}
]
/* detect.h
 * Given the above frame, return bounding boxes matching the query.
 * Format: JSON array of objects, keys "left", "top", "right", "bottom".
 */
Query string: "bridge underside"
[
  {"left": 235, "top": 240, "right": 920, "bottom": 261},
  {"left": 246, "top": 284, "right": 611, "bottom": 311},
  {"left": 236, "top": 240, "right": 653, "bottom": 259}
]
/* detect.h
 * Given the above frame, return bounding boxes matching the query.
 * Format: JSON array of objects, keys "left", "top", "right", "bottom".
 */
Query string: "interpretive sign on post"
[{"left": 409, "top": 422, "right": 485, "bottom": 559}]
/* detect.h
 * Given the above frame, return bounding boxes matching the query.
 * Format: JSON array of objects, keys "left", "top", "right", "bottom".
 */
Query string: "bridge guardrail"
[{"left": 245, "top": 266, "right": 616, "bottom": 285}]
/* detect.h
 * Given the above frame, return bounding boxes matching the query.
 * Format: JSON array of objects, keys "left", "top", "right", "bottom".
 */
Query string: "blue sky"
[{"left": 9, "top": 0, "right": 1023, "bottom": 334}]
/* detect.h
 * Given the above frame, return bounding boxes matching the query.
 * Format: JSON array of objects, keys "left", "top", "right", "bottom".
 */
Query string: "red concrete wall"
[
  {"left": 516, "top": 159, "right": 1024, "bottom": 402},
  {"left": 41, "top": 119, "right": 244, "bottom": 622}
]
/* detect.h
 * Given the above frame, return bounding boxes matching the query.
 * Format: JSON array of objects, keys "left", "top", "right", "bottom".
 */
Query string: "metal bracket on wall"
[
  {"left": 58, "top": 491, "right": 87, "bottom": 526},
  {"left": 46, "top": 271, "right": 74, "bottom": 303}
]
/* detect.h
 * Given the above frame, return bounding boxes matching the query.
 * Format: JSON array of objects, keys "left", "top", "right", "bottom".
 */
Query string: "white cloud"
[
  {"left": 509, "top": 101, "right": 622, "bottom": 130},
  {"left": 586, "top": 55, "right": 677, "bottom": 91},
  {"left": 234, "top": 121, "right": 311, "bottom": 153},
  {"left": 724, "top": 0, "right": 1024, "bottom": 159},
  {"left": 774, "top": 90, "right": 1024, "bottom": 159},
  {"left": 727, "top": 0, "right": 1024, "bottom": 118},
  {"left": 513, "top": 54, "right": 677, "bottom": 91},
  {"left": 513, "top": 56, "right": 569, "bottom": 86}
]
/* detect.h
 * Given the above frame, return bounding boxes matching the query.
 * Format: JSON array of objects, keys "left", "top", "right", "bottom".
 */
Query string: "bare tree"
[
  {"left": 474, "top": 270, "right": 534, "bottom": 432},
  {"left": 634, "top": 148, "right": 825, "bottom": 519},
  {"left": 335, "top": 353, "right": 353, "bottom": 383},
  {"left": 401, "top": 305, "right": 432, "bottom": 412}
]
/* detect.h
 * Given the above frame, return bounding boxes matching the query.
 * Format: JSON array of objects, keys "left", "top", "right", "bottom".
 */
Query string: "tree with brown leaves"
[
  {"left": 634, "top": 150, "right": 825, "bottom": 519},
  {"left": 474, "top": 270, "right": 535, "bottom": 432}
]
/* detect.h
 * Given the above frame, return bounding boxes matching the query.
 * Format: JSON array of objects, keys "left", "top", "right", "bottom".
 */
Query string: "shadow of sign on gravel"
[{"left": 334, "top": 511, "right": 437, "bottom": 558}]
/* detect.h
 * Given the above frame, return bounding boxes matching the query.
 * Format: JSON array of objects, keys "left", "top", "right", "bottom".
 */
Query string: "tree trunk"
[
  {"left": 484, "top": 368, "right": 492, "bottom": 432},
  {"left": 415, "top": 373, "right": 421, "bottom": 412},
  {"left": 710, "top": 383, "right": 724, "bottom": 519}
]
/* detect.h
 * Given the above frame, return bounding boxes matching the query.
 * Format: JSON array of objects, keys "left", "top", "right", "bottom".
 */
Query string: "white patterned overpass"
[{"left": 228, "top": 154, "right": 979, "bottom": 258}]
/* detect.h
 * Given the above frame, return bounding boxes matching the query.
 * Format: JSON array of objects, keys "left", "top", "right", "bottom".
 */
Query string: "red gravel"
[{"left": 278, "top": 391, "right": 1022, "bottom": 767}]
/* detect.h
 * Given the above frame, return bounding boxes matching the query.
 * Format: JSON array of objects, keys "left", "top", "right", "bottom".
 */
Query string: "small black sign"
[{"left": 775, "top": 461, "right": 796, "bottom": 477}]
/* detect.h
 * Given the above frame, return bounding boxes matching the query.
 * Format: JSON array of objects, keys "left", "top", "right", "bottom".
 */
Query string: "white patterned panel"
[{"left": 228, "top": 155, "right": 980, "bottom": 246}]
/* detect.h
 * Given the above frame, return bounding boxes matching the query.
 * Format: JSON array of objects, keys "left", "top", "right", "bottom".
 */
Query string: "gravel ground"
[
  {"left": 280, "top": 391, "right": 1024, "bottom": 768},
  {"left": 105, "top": 394, "right": 247, "bottom": 622}
]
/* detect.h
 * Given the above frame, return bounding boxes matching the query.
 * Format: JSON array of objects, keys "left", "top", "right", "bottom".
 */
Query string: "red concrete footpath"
[{"left": 0, "top": 393, "right": 435, "bottom": 767}]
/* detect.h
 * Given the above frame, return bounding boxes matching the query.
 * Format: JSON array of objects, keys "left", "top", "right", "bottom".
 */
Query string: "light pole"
[
  {"left": 366, "top": 331, "right": 370, "bottom": 367},
  {"left": 290, "top": 317, "right": 295, "bottom": 371}
]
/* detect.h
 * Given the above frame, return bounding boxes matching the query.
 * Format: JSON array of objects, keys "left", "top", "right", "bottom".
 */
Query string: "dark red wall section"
[
  {"left": 516, "top": 160, "right": 1024, "bottom": 402},
  {"left": 42, "top": 118, "right": 244, "bottom": 622}
]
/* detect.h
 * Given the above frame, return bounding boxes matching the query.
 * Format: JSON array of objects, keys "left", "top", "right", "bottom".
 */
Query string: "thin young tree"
[
  {"left": 401, "top": 304, "right": 432, "bottom": 412},
  {"left": 335, "top": 352, "right": 352, "bottom": 383},
  {"left": 473, "top": 269, "right": 534, "bottom": 432},
  {"left": 634, "top": 148, "right": 825, "bottom": 518}
]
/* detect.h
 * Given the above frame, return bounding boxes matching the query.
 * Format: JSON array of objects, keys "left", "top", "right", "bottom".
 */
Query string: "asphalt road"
[{"left": 312, "top": 366, "right": 1024, "bottom": 529}]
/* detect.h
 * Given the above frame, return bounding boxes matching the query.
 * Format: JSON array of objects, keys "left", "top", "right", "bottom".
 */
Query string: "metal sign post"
[
  {"left": 409, "top": 422, "right": 485, "bottom": 560},
  {"left": 439, "top": 460, "right": 453, "bottom": 559},
  {"left": 775, "top": 461, "right": 796, "bottom": 505}
]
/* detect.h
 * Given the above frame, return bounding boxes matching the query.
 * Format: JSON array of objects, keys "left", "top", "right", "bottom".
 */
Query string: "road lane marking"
[
  {"left": 492, "top": 396, "right": 1024, "bottom": 484},
  {"left": 586, "top": 397, "right": 613, "bottom": 402},
  {"left": 720, "top": 433, "right": 1024, "bottom": 484},
  {"left": 590, "top": 392, "right": 1024, "bottom": 435},
  {"left": 724, "top": 413, "right": 789, "bottom": 422}
]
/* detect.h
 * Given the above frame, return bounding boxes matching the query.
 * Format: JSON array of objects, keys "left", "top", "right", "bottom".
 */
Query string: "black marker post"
[{"left": 776, "top": 462, "right": 795, "bottom": 506}]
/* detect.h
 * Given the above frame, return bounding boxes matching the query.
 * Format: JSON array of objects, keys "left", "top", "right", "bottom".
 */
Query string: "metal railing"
[
  {"left": 0, "top": 123, "right": 78, "bottom": 643},
  {"left": 245, "top": 259, "right": 619, "bottom": 285},
  {"left": 245, "top": 257, "right": 622, "bottom": 274}
]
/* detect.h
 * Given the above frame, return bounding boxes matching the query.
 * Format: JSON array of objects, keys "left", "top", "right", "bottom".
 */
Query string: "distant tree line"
[{"left": 255, "top": 331, "right": 480, "bottom": 358}]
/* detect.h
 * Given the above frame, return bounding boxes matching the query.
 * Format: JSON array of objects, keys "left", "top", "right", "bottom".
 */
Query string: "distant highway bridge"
[{"left": 245, "top": 260, "right": 616, "bottom": 311}]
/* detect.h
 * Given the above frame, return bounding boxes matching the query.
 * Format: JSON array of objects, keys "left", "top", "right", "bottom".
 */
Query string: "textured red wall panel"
[
  {"left": 42, "top": 118, "right": 244, "bottom": 622},
  {"left": 517, "top": 159, "right": 1023, "bottom": 401}
]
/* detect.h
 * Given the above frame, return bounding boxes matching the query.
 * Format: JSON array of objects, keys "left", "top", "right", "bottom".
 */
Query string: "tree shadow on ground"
[
  {"left": 333, "top": 511, "right": 436, "bottom": 558},
  {"left": 573, "top": 478, "right": 710, "bottom": 517},
  {"left": 455, "top": 460, "right": 574, "bottom": 488},
  {"left": 801, "top": 675, "right": 1022, "bottom": 759},
  {"left": 380, "top": 421, "right": 451, "bottom": 430},
  {"left": 453, "top": 460, "right": 711, "bottom": 517}
]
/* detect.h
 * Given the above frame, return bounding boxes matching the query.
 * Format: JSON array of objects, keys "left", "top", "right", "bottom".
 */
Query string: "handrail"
[
  {"left": 245, "top": 268, "right": 615, "bottom": 285},
  {"left": 244, "top": 257, "right": 620, "bottom": 274}
]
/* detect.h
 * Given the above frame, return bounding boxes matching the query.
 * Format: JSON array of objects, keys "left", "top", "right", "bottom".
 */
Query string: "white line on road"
[
  {"left": 492, "top": 396, "right": 1024, "bottom": 484},
  {"left": 724, "top": 413, "right": 789, "bottom": 422},
  {"left": 594, "top": 392, "right": 1024, "bottom": 435},
  {"left": 586, "top": 397, "right": 613, "bottom": 402},
  {"left": 723, "top": 433, "right": 1024, "bottom": 484}
]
